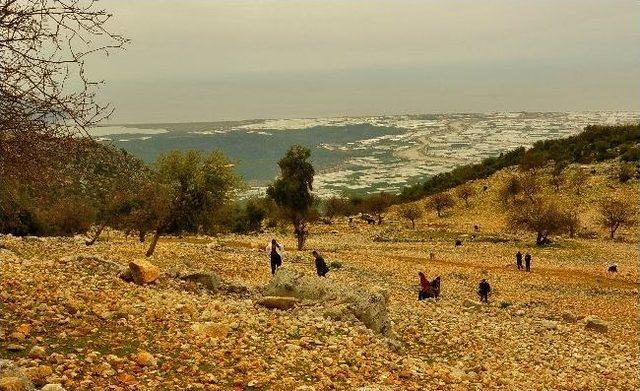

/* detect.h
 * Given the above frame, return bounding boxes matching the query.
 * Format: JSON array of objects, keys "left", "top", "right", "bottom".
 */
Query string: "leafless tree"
[{"left": 1, "top": 0, "right": 127, "bottom": 180}]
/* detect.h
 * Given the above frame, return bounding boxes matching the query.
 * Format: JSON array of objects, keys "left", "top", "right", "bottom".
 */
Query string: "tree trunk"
[
  {"left": 536, "top": 231, "right": 545, "bottom": 245},
  {"left": 145, "top": 229, "right": 161, "bottom": 257},
  {"left": 411, "top": 220, "right": 416, "bottom": 230},
  {"left": 85, "top": 223, "right": 106, "bottom": 246},
  {"left": 610, "top": 223, "right": 619, "bottom": 239},
  {"left": 139, "top": 230, "right": 146, "bottom": 243},
  {"left": 294, "top": 221, "right": 306, "bottom": 250}
]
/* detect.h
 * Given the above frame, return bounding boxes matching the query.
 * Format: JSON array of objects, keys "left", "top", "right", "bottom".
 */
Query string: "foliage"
[
  {"left": 499, "top": 176, "right": 523, "bottom": 203},
  {"left": 322, "top": 196, "right": 354, "bottom": 222},
  {"left": 426, "top": 193, "right": 455, "bottom": 217},
  {"left": 549, "top": 163, "right": 567, "bottom": 191},
  {"left": 398, "top": 203, "right": 423, "bottom": 229},
  {"left": 144, "top": 150, "right": 242, "bottom": 256},
  {"left": 0, "top": 136, "right": 148, "bottom": 237},
  {"left": 617, "top": 163, "right": 636, "bottom": 183},
  {"left": 599, "top": 198, "right": 635, "bottom": 239},
  {"left": 455, "top": 184, "right": 476, "bottom": 206},
  {"left": 507, "top": 197, "right": 569, "bottom": 245},
  {"left": 267, "top": 145, "right": 315, "bottom": 250},
  {"left": 361, "top": 192, "right": 395, "bottom": 224}
]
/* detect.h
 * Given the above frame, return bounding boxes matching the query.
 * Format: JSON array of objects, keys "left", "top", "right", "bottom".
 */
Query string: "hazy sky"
[{"left": 92, "top": 0, "right": 639, "bottom": 123}]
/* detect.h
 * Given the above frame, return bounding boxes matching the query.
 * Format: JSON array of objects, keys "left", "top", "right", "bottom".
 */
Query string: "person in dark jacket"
[
  {"left": 524, "top": 253, "right": 532, "bottom": 272},
  {"left": 478, "top": 279, "right": 491, "bottom": 303},
  {"left": 267, "top": 239, "right": 282, "bottom": 275},
  {"left": 312, "top": 251, "right": 329, "bottom": 277},
  {"left": 516, "top": 251, "right": 523, "bottom": 270}
]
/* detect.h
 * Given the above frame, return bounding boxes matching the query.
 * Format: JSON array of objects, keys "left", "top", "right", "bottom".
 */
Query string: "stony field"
[{"left": 1, "top": 162, "right": 638, "bottom": 390}]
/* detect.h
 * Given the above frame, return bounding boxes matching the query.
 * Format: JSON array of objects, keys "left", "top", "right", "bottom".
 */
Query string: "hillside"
[
  {"left": 399, "top": 123, "right": 639, "bottom": 201},
  {"left": 1, "top": 160, "right": 638, "bottom": 390}
]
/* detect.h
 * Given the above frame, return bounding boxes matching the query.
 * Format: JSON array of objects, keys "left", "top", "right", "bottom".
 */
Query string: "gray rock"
[
  {"left": 0, "top": 359, "right": 35, "bottom": 390},
  {"left": 265, "top": 267, "right": 392, "bottom": 335},
  {"left": 181, "top": 272, "right": 222, "bottom": 292}
]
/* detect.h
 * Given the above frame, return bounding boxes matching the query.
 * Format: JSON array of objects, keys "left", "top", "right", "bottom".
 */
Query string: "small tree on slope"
[{"left": 267, "top": 146, "right": 315, "bottom": 250}]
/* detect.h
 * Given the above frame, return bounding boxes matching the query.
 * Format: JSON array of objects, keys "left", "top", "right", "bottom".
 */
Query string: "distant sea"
[{"left": 91, "top": 112, "right": 638, "bottom": 197}]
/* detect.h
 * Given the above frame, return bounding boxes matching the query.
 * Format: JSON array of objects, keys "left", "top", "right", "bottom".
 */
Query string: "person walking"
[
  {"left": 524, "top": 253, "right": 532, "bottom": 272},
  {"left": 516, "top": 250, "right": 524, "bottom": 270},
  {"left": 516, "top": 251, "right": 523, "bottom": 270},
  {"left": 478, "top": 279, "right": 491, "bottom": 303},
  {"left": 312, "top": 250, "right": 329, "bottom": 277},
  {"left": 266, "top": 239, "right": 283, "bottom": 275}
]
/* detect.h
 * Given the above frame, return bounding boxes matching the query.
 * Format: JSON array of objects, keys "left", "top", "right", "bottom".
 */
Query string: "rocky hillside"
[{"left": 0, "top": 161, "right": 638, "bottom": 390}]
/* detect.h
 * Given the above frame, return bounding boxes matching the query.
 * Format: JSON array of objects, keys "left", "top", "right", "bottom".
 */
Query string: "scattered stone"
[
  {"left": 0, "top": 376, "right": 33, "bottom": 391},
  {"left": 584, "top": 316, "right": 609, "bottom": 333},
  {"left": 6, "top": 345, "right": 25, "bottom": 352},
  {"left": 41, "top": 385, "right": 66, "bottom": 391},
  {"left": 133, "top": 351, "right": 157, "bottom": 367},
  {"left": 128, "top": 260, "right": 160, "bottom": 285},
  {"left": 256, "top": 296, "right": 300, "bottom": 311},
  {"left": 561, "top": 311, "right": 577, "bottom": 323},
  {"left": 181, "top": 272, "right": 222, "bottom": 292},
  {"left": 0, "top": 360, "right": 34, "bottom": 391},
  {"left": 540, "top": 320, "right": 558, "bottom": 330},
  {"left": 190, "top": 322, "right": 230, "bottom": 339},
  {"left": 27, "top": 346, "right": 46, "bottom": 360},
  {"left": 463, "top": 299, "right": 482, "bottom": 309},
  {"left": 23, "top": 365, "right": 52, "bottom": 387},
  {"left": 13, "top": 325, "right": 30, "bottom": 337}
]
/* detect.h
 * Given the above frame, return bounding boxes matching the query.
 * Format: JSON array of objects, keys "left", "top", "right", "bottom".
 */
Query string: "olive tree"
[
  {"left": 267, "top": 145, "right": 315, "bottom": 250},
  {"left": 144, "top": 150, "right": 241, "bottom": 256},
  {"left": 508, "top": 197, "right": 568, "bottom": 245},
  {"left": 398, "top": 203, "right": 423, "bottom": 229},
  {"left": 427, "top": 192, "right": 455, "bottom": 217},
  {"left": 362, "top": 192, "right": 394, "bottom": 225},
  {"left": 456, "top": 184, "right": 476, "bottom": 207},
  {"left": 599, "top": 198, "right": 634, "bottom": 239}
]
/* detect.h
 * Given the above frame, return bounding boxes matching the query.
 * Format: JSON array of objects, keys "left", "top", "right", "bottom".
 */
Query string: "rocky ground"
[{"left": 1, "top": 162, "right": 638, "bottom": 390}]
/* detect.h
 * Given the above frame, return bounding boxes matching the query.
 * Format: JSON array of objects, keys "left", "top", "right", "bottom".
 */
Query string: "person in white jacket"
[{"left": 266, "top": 239, "right": 283, "bottom": 275}]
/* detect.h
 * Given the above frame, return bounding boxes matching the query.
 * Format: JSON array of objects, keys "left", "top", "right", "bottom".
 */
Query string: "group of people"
[
  {"left": 515, "top": 251, "right": 532, "bottom": 272},
  {"left": 417, "top": 272, "right": 492, "bottom": 303},
  {"left": 266, "top": 238, "right": 528, "bottom": 305},
  {"left": 266, "top": 239, "right": 329, "bottom": 277}
]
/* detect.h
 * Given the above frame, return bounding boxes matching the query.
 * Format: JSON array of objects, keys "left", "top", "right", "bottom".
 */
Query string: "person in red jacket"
[{"left": 418, "top": 272, "right": 431, "bottom": 300}]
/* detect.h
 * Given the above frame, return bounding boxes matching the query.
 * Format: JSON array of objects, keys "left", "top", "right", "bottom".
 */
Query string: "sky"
[{"left": 91, "top": 0, "right": 639, "bottom": 123}]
